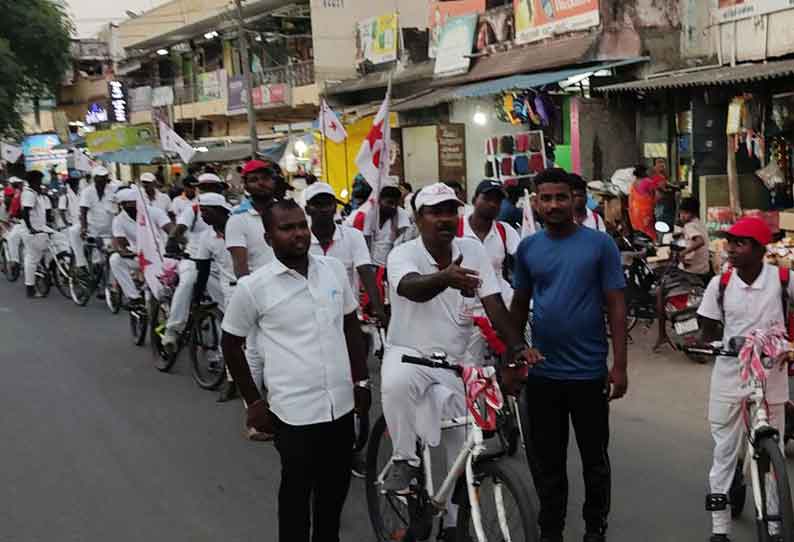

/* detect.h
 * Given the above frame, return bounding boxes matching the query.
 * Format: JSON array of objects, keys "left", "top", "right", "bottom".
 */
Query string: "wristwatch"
[{"left": 355, "top": 379, "right": 371, "bottom": 390}]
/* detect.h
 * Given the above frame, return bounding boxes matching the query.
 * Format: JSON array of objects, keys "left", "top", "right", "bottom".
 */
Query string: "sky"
[{"left": 66, "top": 0, "right": 170, "bottom": 38}]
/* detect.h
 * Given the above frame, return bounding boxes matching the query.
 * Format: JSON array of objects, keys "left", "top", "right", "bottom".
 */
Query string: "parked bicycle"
[
  {"left": 685, "top": 336, "right": 794, "bottom": 541},
  {"left": 365, "top": 353, "right": 536, "bottom": 542}
]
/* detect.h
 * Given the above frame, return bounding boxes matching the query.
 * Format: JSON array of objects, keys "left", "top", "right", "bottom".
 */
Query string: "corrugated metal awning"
[{"left": 598, "top": 59, "right": 794, "bottom": 93}]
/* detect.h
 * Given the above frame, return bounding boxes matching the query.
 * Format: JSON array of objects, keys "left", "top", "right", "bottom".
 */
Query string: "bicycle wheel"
[
  {"left": 756, "top": 435, "right": 794, "bottom": 541},
  {"left": 70, "top": 248, "right": 96, "bottom": 306},
  {"left": 2, "top": 240, "right": 20, "bottom": 282},
  {"left": 0, "top": 239, "right": 7, "bottom": 278},
  {"left": 190, "top": 308, "right": 225, "bottom": 390},
  {"left": 730, "top": 460, "right": 746, "bottom": 519},
  {"left": 366, "top": 415, "right": 415, "bottom": 542},
  {"left": 129, "top": 305, "right": 148, "bottom": 347},
  {"left": 34, "top": 262, "right": 51, "bottom": 297},
  {"left": 51, "top": 254, "right": 73, "bottom": 299},
  {"left": 151, "top": 301, "right": 177, "bottom": 371},
  {"left": 105, "top": 282, "right": 122, "bottom": 314},
  {"left": 456, "top": 458, "right": 539, "bottom": 542}
]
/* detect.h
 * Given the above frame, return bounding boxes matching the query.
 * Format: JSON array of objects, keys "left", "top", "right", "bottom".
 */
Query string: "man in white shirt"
[
  {"left": 221, "top": 159, "right": 279, "bottom": 402},
  {"left": 221, "top": 199, "right": 370, "bottom": 542},
  {"left": 108, "top": 188, "right": 172, "bottom": 307},
  {"left": 380, "top": 183, "right": 535, "bottom": 538},
  {"left": 20, "top": 171, "right": 53, "bottom": 297},
  {"left": 168, "top": 176, "right": 197, "bottom": 220},
  {"left": 697, "top": 217, "right": 792, "bottom": 542},
  {"left": 571, "top": 174, "right": 606, "bottom": 233},
  {"left": 195, "top": 193, "right": 236, "bottom": 309},
  {"left": 353, "top": 185, "right": 411, "bottom": 267},
  {"left": 140, "top": 172, "right": 172, "bottom": 214},
  {"left": 78, "top": 166, "right": 119, "bottom": 269}
]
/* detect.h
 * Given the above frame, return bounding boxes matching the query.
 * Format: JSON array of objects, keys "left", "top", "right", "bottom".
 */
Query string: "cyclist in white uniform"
[
  {"left": 20, "top": 171, "right": 52, "bottom": 298},
  {"left": 78, "top": 166, "right": 119, "bottom": 270},
  {"left": 140, "top": 172, "right": 172, "bottom": 214}
]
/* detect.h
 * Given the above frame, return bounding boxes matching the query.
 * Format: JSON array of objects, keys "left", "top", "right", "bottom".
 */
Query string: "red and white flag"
[
  {"left": 521, "top": 189, "right": 538, "bottom": 238},
  {"left": 355, "top": 85, "right": 391, "bottom": 194},
  {"left": 319, "top": 99, "right": 347, "bottom": 144},
  {"left": 135, "top": 184, "right": 175, "bottom": 300},
  {"left": 1, "top": 142, "right": 22, "bottom": 163}
]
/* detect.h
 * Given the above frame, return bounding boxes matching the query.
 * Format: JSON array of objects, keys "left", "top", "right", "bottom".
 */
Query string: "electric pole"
[{"left": 234, "top": 0, "right": 259, "bottom": 157}]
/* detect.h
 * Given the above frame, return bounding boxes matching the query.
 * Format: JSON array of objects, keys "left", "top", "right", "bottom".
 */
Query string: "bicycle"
[
  {"left": 1, "top": 230, "right": 23, "bottom": 282},
  {"left": 685, "top": 335, "right": 794, "bottom": 541},
  {"left": 44, "top": 230, "right": 74, "bottom": 300},
  {"left": 366, "top": 353, "right": 537, "bottom": 542},
  {"left": 70, "top": 236, "right": 122, "bottom": 313}
]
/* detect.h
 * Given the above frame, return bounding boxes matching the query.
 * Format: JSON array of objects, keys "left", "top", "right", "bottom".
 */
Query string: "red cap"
[
  {"left": 242, "top": 159, "right": 274, "bottom": 176},
  {"left": 726, "top": 216, "right": 773, "bottom": 246}
]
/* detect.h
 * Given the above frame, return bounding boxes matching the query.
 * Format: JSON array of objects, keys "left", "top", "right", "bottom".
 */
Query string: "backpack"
[{"left": 718, "top": 266, "right": 794, "bottom": 339}]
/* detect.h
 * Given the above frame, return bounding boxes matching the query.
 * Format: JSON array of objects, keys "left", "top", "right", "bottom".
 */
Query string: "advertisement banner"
[
  {"left": 86, "top": 124, "right": 156, "bottom": 154},
  {"left": 129, "top": 86, "right": 153, "bottom": 113},
  {"left": 434, "top": 14, "right": 479, "bottom": 77},
  {"left": 227, "top": 75, "right": 248, "bottom": 115},
  {"left": 718, "top": 0, "right": 794, "bottom": 22},
  {"left": 251, "top": 83, "right": 290, "bottom": 109},
  {"left": 356, "top": 13, "right": 398, "bottom": 65},
  {"left": 514, "top": 0, "right": 600, "bottom": 44},
  {"left": 428, "top": 0, "right": 486, "bottom": 58},
  {"left": 22, "top": 134, "right": 68, "bottom": 174},
  {"left": 197, "top": 71, "right": 223, "bottom": 102}
]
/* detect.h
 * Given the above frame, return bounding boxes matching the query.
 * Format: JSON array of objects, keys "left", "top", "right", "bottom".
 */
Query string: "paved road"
[{"left": 0, "top": 278, "right": 790, "bottom": 541}]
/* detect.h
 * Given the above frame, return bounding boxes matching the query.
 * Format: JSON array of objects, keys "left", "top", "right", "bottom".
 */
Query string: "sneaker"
[
  {"left": 351, "top": 451, "right": 367, "bottom": 479},
  {"left": 709, "top": 535, "right": 730, "bottom": 542},
  {"left": 26, "top": 286, "right": 44, "bottom": 299},
  {"left": 382, "top": 460, "right": 420, "bottom": 494},
  {"left": 162, "top": 329, "right": 179, "bottom": 355},
  {"left": 217, "top": 380, "right": 238, "bottom": 403}
]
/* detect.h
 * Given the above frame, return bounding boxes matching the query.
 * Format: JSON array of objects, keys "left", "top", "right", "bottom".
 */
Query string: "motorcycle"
[{"left": 617, "top": 230, "right": 659, "bottom": 334}]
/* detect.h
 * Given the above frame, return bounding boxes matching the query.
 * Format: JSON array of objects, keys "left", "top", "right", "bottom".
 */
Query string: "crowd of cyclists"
[{"left": 2, "top": 159, "right": 793, "bottom": 542}]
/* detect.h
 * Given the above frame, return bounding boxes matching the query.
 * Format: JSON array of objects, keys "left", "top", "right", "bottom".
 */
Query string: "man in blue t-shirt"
[{"left": 511, "top": 168, "right": 628, "bottom": 542}]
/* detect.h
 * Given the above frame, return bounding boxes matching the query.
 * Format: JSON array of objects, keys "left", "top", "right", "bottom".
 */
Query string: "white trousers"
[
  {"left": 67, "top": 224, "right": 87, "bottom": 267},
  {"left": 22, "top": 232, "right": 48, "bottom": 286},
  {"left": 5, "top": 223, "right": 26, "bottom": 263},
  {"left": 709, "top": 400, "right": 785, "bottom": 535},
  {"left": 109, "top": 252, "right": 141, "bottom": 300},
  {"left": 166, "top": 260, "right": 225, "bottom": 334}
]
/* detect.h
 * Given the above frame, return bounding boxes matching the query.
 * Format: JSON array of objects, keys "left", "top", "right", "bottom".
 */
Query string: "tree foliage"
[{"left": 0, "top": 0, "right": 73, "bottom": 138}]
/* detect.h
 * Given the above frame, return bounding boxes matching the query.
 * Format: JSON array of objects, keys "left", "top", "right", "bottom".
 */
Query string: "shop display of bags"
[{"left": 483, "top": 129, "right": 547, "bottom": 183}]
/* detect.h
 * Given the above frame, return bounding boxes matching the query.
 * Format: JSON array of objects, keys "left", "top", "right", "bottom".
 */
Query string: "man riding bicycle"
[
  {"left": 380, "top": 182, "right": 536, "bottom": 541},
  {"left": 77, "top": 166, "right": 119, "bottom": 273},
  {"left": 21, "top": 171, "right": 56, "bottom": 298}
]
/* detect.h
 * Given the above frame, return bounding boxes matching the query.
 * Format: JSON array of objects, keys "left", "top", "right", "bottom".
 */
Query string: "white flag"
[
  {"left": 520, "top": 189, "right": 538, "bottom": 238},
  {"left": 1, "top": 142, "right": 22, "bottom": 163},
  {"left": 74, "top": 149, "right": 97, "bottom": 172},
  {"left": 159, "top": 121, "right": 195, "bottom": 164},
  {"left": 134, "top": 184, "right": 175, "bottom": 301},
  {"left": 320, "top": 99, "right": 347, "bottom": 144},
  {"left": 355, "top": 85, "right": 391, "bottom": 193}
]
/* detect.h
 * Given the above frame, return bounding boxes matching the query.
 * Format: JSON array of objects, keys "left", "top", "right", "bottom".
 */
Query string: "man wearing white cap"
[
  {"left": 20, "top": 171, "right": 54, "bottom": 297},
  {"left": 140, "top": 172, "right": 172, "bottom": 214},
  {"left": 194, "top": 193, "right": 235, "bottom": 307},
  {"left": 76, "top": 166, "right": 120, "bottom": 271},
  {"left": 379, "top": 183, "right": 536, "bottom": 536},
  {"left": 161, "top": 172, "right": 223, "bottom": 352},
  {"left": 109, "top": 187, "right": 172, "bottom": 306}
]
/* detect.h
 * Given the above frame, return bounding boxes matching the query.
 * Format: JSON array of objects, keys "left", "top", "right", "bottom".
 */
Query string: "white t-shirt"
[
  {"left": 581, "top": 210, "right": 607, "bottom": 232},
  {"left": 21, "top": 188, "right": 51, "bottom": 231},
  {"left": 225, "top": 205, "right": 274, "bottom": 275},
  {"left": 145, "top": 190, "right": 172, "bottom": 213},
  {"left": 58, "top": 186, "right": 81, "bottom": 225},
  {"left": 387, "top": 237, "right": 501, "bottom": 362},
  {"left": 309, "top": 224, "right": 371, "bottom": 292},
  {"left": 221, "top": 255, "right": 359, "bottom": 426},
  {"left": 112, "top": 206, "right": 170, "bottom": 251},
  {"left": 458, "top": 216, "right": 519, "bottom": 306},
  {"left": 176, "top": 204, "right": 209, "bottom": 258},
  {"left": 169, "top": 194, "right": 194, "bottom": 218},
  {"left": 196, "top": 228, "right": 236, "bottom": 286},
  {"left": 697, "top": 263, "right": 793, "bottom": 405},
  {"left": 364, "top": 207, "right": 411, "bottom": 267},
  {"left": 80, "top": 182, "right": 120, "bottom": 236}
]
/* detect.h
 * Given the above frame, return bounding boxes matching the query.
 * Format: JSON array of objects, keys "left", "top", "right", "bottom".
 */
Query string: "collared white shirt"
[
  {"left": 364, "top": 207, "right": 411, "bottom": 266},
  {"left": 169, "top": 194, "right": 194, "bottom": 218},
  {"left": 21, "top": 187, "right": 51, "bottom": 231},
  {"left": 387, "top": 237, "right": 501, "bottom": 362},
  {"left": 580, "top": 210, "right": 607, "bottom": 232},
  {"left": 222, "top": 254, "right": 359, "bottom": 426},
  {"left": 225, "top": 204, "right": 274, "bottom": 274},
  {"left": 458, "top": 216, "right": 520, "bottom": 304},
  {"left": 698, "top": 263, "right": 793, "bottom": 404},
  {"left": 309, "top": 224, "right": 371, "bottom": 291},
  {"left": 80, "top": 182, "right": 120, "bottom": 236},
  {"left": 176, "top": 203, "right": 209, "bottom": 258},
  {"left": 58, "top": 186, "right": 81, "bottom": 225},
  {"left": 197, "top": 228, "right": 236, "bottom": 286},
  {"left": 112, "top": 207, "right": 170, "bottom": 251},
  {"left": 145, "top": 190, "right": 172, "bottom": 213}
]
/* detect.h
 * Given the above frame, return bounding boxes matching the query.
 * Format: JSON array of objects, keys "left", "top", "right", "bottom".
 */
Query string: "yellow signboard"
[
  {"left": 356, "top": 13, "right": 398, "bottom": 65},
  {"left": 86, "top": 124, "right": 157, "bottom": 154}
]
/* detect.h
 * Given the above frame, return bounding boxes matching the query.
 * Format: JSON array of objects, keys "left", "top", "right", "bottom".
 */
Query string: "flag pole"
[
  {"left": 343, "top": 137, "right": 350, "bottom": 201},
  {"left": 370, "top": 77, "right": 392, "bottom": 238},
  {"left": 321, "top": 99, "right": 330, "bottom": 185}
]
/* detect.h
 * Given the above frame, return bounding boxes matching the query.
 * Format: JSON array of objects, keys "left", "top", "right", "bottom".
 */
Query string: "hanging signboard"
[
  {"left": 85, "top": 102, "right": 109, "bottom": 125},
  {"left": 356, "top": 13, "right": 398, "bottom": 65},
  {"left": 108, "top": 80, "right": 129, "bottom": 123},
  {"left": 86, "top": 124, "right": 156, "bottom": 154},
  {"left": 437, "top": 124, "right": 467, "bottom": 184},
  {"left": 227, "top": 75, "right": 248, "bottom": 115},
  {"left": 434, "top": 14, "right": 479, "bottom": 77},
  {"left": 22, "top": 134, "right": 68, "bottom": 174},
  {"left": 197, "top": 71, "right": 223, "bottom": 102},
  {"left": 514, "top": 0, "right": 600, "bottom": 44},
  {"left": 428, "top": 0, "right": 486, "bottom": 58},
  {"left": 717, "top": 0, "right": 794, "bottom": 22}
]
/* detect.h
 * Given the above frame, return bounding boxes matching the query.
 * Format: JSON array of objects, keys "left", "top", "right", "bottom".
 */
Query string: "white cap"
[
  {"left": 140, "top": 172, "right": 157, "bottom": 183},
  {"left": 92, "top": 165, "right": 109, "bottom": 177},
  {"left": 115, "top": 187, "right": 139, "bottom": 204},
  {"left": 303, "top": 182, "right": 336, "bottom": 204},
  {"left": 8, "top": 176, "right": 23, "bottom": 184},
  {"left": 197, "top": 172, "right": 223, "bottom": 185},
  {"left": 414, "top": 182, "right": 462, "bottom": 212},
  {"left": 198, "top": 193, "right": 231, "bottom": 211}
]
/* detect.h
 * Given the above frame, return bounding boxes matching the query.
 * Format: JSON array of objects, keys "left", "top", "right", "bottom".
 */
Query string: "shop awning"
[
  {"left": 192, "top": 141, "right": 287, "bottom": 164},
  {"left": 94, "top": 146, "right": 169, "bottom": 164},
  {"left": 325, "top": 61, "right": 435, "bottom": 96},
  {"left": 598, "top": 58, "right": 794, "bottom": 93}
]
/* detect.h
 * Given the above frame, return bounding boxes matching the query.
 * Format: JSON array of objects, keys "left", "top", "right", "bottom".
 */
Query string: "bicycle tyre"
[
  {"left": 2, "top": 240, "right": 20, "bottom": 282},
  {"left": 34, "top": 263, "right": 51, "bottom": 297},
  {"left": 190, "top": 308, "right": 225, "bottom": 390},
  {"left": 130, "top": 306, "right": 148, "bottom": 346},
  {"left": 0, "top": 239, "right": 8, "bottom": 279},
  {"left": 730, "top": 461, "right": 746, "bottom": 520},
  {"left": 456, "top": 458, "right": 539, "bottom": 542},
  {"left": 105, "top": 284, "right": 122, "bottom": 314},
  {"left": 366, "top": 415, "right": 414, "bottom": 542},
  {"left": 71, "top": 247, "right": 96, "bottom": 306},
  {"left": 757, "top": 435, "right": 794, "bottom": 541},
  {"left": 151, "top": 301, "right": 177, "bottom": 371},
  {"left": 52, "top": 255, "right": 73, "bottom": 299}
]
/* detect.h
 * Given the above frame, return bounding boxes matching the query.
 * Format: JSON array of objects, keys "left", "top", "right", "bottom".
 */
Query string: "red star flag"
[
  {"left": 159, "top": 121, "right": 196, "bottom": 164},
  {"left": 319, "top": 99, "right": 347, "bottom": 144},
  {"left": 355, "top": 84, "right": 391, "bottom": 193},
  {"left": 1, "top": 142, "right": 22, "bottom": 163},
  {"left": 135, "top": 184, "right": 176, "bottom": 300}
]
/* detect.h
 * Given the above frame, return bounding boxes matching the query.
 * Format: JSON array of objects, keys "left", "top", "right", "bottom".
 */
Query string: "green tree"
[{"left": 0, "top": 0, "right": 73, "bottom": 138}]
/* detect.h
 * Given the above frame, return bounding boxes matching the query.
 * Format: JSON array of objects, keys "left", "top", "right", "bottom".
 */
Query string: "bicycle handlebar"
[{"left": 402, "top": 355, "right": 463, "bottom": 375}]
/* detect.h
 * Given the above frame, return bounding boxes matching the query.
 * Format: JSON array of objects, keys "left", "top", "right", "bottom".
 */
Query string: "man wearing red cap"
[{"left": 697, "top": 217, "right": 791, "bottom": 542}]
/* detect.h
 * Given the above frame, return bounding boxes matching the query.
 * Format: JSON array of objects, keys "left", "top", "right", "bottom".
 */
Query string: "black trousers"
[
  {"left": 524, "top": 376, "right": 611, "bottom": 536},
  {"left": 274, "top": 411, "right": 354, "bottom": 542}
]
